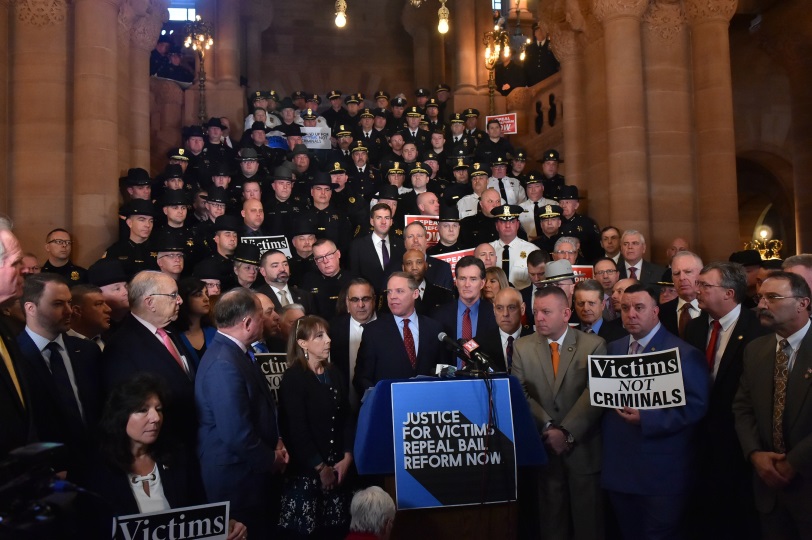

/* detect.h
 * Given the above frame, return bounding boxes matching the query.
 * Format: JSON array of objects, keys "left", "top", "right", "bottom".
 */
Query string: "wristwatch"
[{"left": 559, "top": 426, "right": 575, "bottom": 450}]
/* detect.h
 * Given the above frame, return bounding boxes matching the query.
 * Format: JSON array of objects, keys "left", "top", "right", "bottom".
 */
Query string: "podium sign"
[{"left": 391, "top": 379, "right": 517, "bottom": 509}]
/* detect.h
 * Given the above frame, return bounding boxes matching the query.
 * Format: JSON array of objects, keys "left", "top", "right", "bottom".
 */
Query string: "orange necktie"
[{"left": 550, "top": 342, "right": 560, "bottom": 377}]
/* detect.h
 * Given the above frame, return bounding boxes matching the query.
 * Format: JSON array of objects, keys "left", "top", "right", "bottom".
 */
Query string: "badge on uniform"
[
  {"left": 349, "top": 197, "right": 356, "bottom": 203},
  {"left": 70, "top": 271, "right": 80, "bottom": 281},
  {"left": 332, "top": 214, "right": 339, "bottom": 220},
  {"left": 187, "top": 239, "right": 195, "bottom": 247},
  {"left": 577, "top": 226, "right": 583, "bottom": 232},
  {"left": 520, "top": 251, "right": 526, "bottom": 259}
]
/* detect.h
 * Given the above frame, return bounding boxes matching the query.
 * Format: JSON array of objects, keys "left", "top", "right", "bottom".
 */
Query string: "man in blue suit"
[
  {"left": 602, "top": 283, "right": 709, "bottom": 539},
  {"left": 17, "top": 273, "right": 102, "bottom": 475},
  {"left": 432, "top": 256, "right": 496, "bottom": 369},
  {"left": 354, "top": 271, "right": 445, "bottom": 398},
  {"left": 196, "top": 288, "right": 288, "bottom": 538}
]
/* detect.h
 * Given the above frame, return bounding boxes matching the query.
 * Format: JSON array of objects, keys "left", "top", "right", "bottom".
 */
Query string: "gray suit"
[
  {"left": 734, "top": 329, "right": 812, "bottom": 534},
  {"left": 512, "top": 327, "right": 607, "bottom": 540}
]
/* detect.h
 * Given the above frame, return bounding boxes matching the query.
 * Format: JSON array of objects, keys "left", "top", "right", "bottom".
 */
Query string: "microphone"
[{"left": 438, "top": 332, "right": 469, "bottom": 358}]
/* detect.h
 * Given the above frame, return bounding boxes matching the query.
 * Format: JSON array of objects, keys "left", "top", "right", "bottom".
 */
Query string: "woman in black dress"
[{"left": 278, "top": 315, "right": 355, "bottom": 539}]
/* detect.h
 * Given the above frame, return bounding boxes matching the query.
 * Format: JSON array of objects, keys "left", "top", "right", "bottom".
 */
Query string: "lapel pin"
[{"left": 568, "top": 347, "right": 573, "bottom": 352}]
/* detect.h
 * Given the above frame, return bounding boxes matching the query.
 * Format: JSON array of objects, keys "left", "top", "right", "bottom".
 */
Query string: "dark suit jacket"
[
  {"left": 349, "top": 234, "right": 405, "bottom": 292},
  {"left": 195, "top": 332, "right": 280, "bottom": 532},
  {"left": 328, "top": 313, "right": 353, "bottom": 390},
  {"left": 0, "top": 315, "right": 34, "bottom": 457},
  {"left": 617, "top": 259, "right": 667, "bottom": 287},
  {"left": 426, "top": 256, "right": 454, "bottom": 290},
  {"left": 102, "top": 314, "right": 196, "bottom": 445},
  {"left": 659, "top": 297, "right": 683, "bottom": 337},
  {"left": 473, "top": 326, "right": 533, "bottom": 372},
  {"left": 17, "top": 331, "right": 102, "bottom": 471},
  {"left": 418, "top": 282, "right": 454, "bottom": 316},
  {"left": 432, "top": 298, "right": 498, "bottom": 343},
  {"left": 278, "top": 363, "right": 355, "bottom": 473},
  {"left": 595, "top": 317, "right": 628, "bottom": 343},
  {"left": 602, "top": 327, "right": 710, "bottom": 496},
  {"left": 734, "top": 327, "right": 812, "bottom": 513},
  {"left": 354, "top": 313, "right": 445, "bottom": 397},
  {"left": 254, "top": 282, "right": 316, "bottom": 315}
]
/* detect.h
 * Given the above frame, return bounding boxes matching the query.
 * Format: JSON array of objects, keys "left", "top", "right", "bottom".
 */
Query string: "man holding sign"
[{"left": 602, "top": 283, "right": 709, "bottom": 539}]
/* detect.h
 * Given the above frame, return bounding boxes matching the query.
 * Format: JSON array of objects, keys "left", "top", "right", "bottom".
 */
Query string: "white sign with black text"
[{"left": 588, "top": 348, "right": 685, "bottom": 410}]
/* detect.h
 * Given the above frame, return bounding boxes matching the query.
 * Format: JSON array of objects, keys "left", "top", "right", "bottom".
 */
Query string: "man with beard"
[
  {"left": 68, "top": 284, "right": 112, "bottom": 350},
  {"left": 256, "top": 249, "right": 315, "bottom": 314}
]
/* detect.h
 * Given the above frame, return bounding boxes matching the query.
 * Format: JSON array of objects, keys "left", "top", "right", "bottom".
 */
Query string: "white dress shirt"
[{"left": 490, "top": 237, "right": 539, "bottom": 290}]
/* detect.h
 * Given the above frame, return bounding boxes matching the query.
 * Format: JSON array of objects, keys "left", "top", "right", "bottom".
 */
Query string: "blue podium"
[{"left": 354, "top": 375, "right": 546, "bottom": 539}]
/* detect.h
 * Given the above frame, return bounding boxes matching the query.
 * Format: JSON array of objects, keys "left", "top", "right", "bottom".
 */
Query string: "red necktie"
[
  {"left": 706, "top": 320, "right": 722, "bottom": 371},
  {"left": 462, "top": 308, "right": 472, "bottom": 341},
  {"left": 403, "top": 319, "right": 417, "bottom": 369},
  {"left": 678, "top": 304, "right": 691, "bottom": 339},
  {"left": 629, "top": 266, "right": 638, "bottom": 279}
]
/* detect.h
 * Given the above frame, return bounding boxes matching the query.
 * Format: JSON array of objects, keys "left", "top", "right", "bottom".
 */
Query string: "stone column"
[
  {"left": 214, "top": 0, "right": 239, "bottom": 86},
  {"left": 787, "top": 72, "right": 812, "bottom": 253},
  {"left": 642, "top": 0, "right": 695, "bottom": 261},
  {"left": 130, "top": 9, "right": 165, "bottom": 170},
  {"left": 10, "top": 0, "right": 70, "bottom": 254},
  {"left": 0, "top": 0, "right": 9, "bottom": 212},
  {"left": 685, "top": 0, "right": 739, "bottom": 261},
  {"left": 454, "top": 0, "right": 477, "bottom": 94},
  {"left": 117, "top": 1, "right": 134, "bottom": 173},
  {"left": 72, "top": 0, "right": 122, "bottom": 265},
  {"left": 594, "top": 0, "right": 650, "bottom": 235}
]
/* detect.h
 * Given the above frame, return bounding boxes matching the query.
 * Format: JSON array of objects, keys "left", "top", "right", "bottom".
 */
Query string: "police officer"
[
  {"left": 540, "top": 148, "right": 566, "bottom": 199},
  {"left": 302, "top": 172, "right": 353, "bottom": 254},
  {"left": 518, "top": 172, "right": 559, "bottom": 241},
  {"left": 445, "top": 113, "right": 475, "bottom": 157},
  {"left": 194, "top": 214, "right": 241, "bottom": 291},
  {"left": 443, "top": 157, "right": 474, "bottom": 208},
  {"left": 488, "top": 153, "right": 527, "bottom": 205},
  {"left": 183, "top": 125, "right": 212, "bottom": 188},
  {"left": 347, "top": 141, "right": 380, "bottom": 203},
  {"left": 300, "top": 239, "right": 357, "bottom": 317},
  {"left": 153, "top": 189, "right": 204, "bottom": 270},
  {"left": 263, "top": 167, "right": 308, "bottom": 240},
  {"left": 557, "top": 185, "right": 602, "bottom": 264},
  {"left": 191, "top": 185, "right": 229, "bottom": 254},
  {"left": 287, "top": 217, "right": 318, "bottom": 289},
  {"left": 404, "top": 106, "right": 430, "bottom": 151},
  {"left": 118, "top": 167, "right": 153, "bottom": 240},
  {"left": 204, "top": 116, "right": 236, "bottom": 165},
  {"left": 327, "top": 161, "right": 368, "bottom": 239},
  {"left": 475, "top": 119, "right": 515, "bottom": 164},
  {"left": 41, "top": 229, "right": 88, "bottom": 284},
  {"left": 532, "top": 203, "right": 565, "bottom": 257},
  {"left": 510, "top": 149, "right": 530, "bottom": 186},
  {"left": 463, "top": 108, "right": 487, "bottom": 146},
  {"left": 386, "top": 96, "right": 409, "bottom": 135},
  {"left": 321, "top": 89, "right": 350, "bottom": 130},
  {"left": 104, "top": 199, "right": 159, "bottom": 279},
  {"left": 353, "top": 108, "right": 387, "bottom": 166},
  {"left": 426, "top": 206, "right": 463, "bottom": 256}
]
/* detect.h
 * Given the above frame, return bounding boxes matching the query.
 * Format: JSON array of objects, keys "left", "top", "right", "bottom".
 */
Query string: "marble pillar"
[
  {"left": 207, "top": 0, "right": 243, "bottom": 132},
  {"left": 454, "top": 0, "right": 477, "bottom": 94},
  {"left": 118, "top": 1, "right": 133, "bottom": 173},
  {"left": 685, "top": 0, "right": 739, "bottom": 261},
  {"left": 10, "top": 0, "right": 70, "bottom": 253},
  {"left": 130, "top": 10, "right": 165, "bottom": 170},
  {"left": 72, "top": 0, "right": 122, "bottom": 265},
  {"left": 594, "top": 0, "right": 650, "bottom": 236},
  {"left": 642, "top": 0, "right": 695, "bottom": 258},
  {"left": 0, "top": 0, "right": 9, "bottom": 212}
]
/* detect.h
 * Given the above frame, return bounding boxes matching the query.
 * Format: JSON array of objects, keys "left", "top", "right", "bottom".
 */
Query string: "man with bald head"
[
  {"left": 459, "top": 188, "right": 503, "bottom": 248},
  {"left": 241, "top": 198, "right": 267, "bottom": 237},
  {"left": 416, "top": 191, "right": 441, "bottom": 217},
  {"left": 660, "top": 250, "right": 703, "bottom": 338},
  {"left": 103, "top": 271, "right": 196, "bottom": 445},
  {"left": 474, "top": 243, "right": 497, "bottom": 269},
  {"left": 402, "top": 248, "right": 453, "bottom": 315},
  {"left": 473, "top": 287, "right": 532, "bottom": 373}
]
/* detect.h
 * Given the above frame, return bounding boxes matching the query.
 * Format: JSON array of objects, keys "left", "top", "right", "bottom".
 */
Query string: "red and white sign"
[
  {"left": 432, "top": 248, "right": 475, "bottom": 278},
  {"left": 404, "top": 215, "right": 439, "bottom": 247},
  {"left": 572, "top": 265, "right": 594, "bottom": 283},
  {"left": 485, "top": 112, "right": 518, "bottom": 135}
]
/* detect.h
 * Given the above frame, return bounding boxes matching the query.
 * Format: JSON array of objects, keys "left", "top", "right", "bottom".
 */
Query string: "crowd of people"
[{"left": 0, "top": 77, "right": 811, "bottom": 540}]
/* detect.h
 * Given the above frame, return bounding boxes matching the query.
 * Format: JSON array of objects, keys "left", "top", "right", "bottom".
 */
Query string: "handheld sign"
[
  {"left": 485, "top": 113, "right": 517, "bottom": 135},
  {"left": 588, "top": 348, "right": 685, "bottom": 410},
  {"left": 255, "top": 353, "right": 288, "bottom": 404},
  {"left": 241, "top": 236, "right": 291, "bottom": 258},
  {"left": 404, "top": 215, "right": 439, "bottom": 247},
  {"left": 301, "top": 126, "right": 331, "bottom": 149},
  {"left": 114, "top": 501, "right": 229, "bottom": 540},
  {"left": 392, "top": 379, "right": 517, "bottom": 509},
  {"left": 432, "top": 248, "right": 475, "bottom": 278}
]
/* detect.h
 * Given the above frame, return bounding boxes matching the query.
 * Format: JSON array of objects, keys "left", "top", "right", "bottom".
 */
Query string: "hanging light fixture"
[
  {"left": 335, "top": 0, "right": 347, "bottom": 28},
  {"left": 437, "top": 0, "right": 449, "bottom": 34}
]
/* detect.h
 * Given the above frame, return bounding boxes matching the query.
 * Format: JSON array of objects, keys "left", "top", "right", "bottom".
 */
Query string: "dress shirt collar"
[
  {"left": 714, "top": 303, "right": 741, "bottom": 332},
  {"left": 25, "top": 327, "right": 66, "bottom": 353},
  {"left": 677, "top": 297, "right": 699, "bottom": 314},
  {"left": 632, "top": 322, "right": 662, "bottom": 350},
  {"left": 217, "top": 330, "right": 248, "bottom": 353},
  {"left": 499, "top": 327, "right": 522, "bottom": 344},
  {"left": 351, "top": 312, "right": 377, "bottom": 330},
  {"left": 779, "top": 318, "right": 811, "bottom": 353},
  {"left": 547, "top": 327, "right": 569, "bottom": 348}
]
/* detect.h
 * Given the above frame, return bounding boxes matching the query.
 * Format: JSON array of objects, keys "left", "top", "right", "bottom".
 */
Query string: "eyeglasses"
[
  {"left": 754, "top": 294, "right": 803, "bottom": 304},
  {"left": 314, "top": 250, "right": 338, "bottom": 264},
  {"left": 158, "top": 253, "right": 184, "bottom": 260},
  {"left": 695, "top": 281, "right": 726, "bottom": 291},
  {"left": 349, "top": 296, "right": 374, "bottom": 304},
  {"left": 150, "top": 292, "right": 180, "bottom": 301},
  {"left": 594, "top": 269, "right": 618, "bottom": 276},
  {"left": 47, "top": 239, "right": 72, "bottom": 246},
  {"left": 554, "top": 250, "right": 577, "bottom": 256}
]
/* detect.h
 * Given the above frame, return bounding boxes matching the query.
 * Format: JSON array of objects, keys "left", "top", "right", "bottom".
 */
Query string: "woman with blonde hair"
[
  {"left": 483, "top": 267, "right": 509, "bottom": 301},
  {"left": 278, "top": 315, "right": 355, "bottom": 539}
]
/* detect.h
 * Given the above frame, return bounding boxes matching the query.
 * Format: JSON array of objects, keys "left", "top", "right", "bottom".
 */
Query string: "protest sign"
[
  {"left": 433, "top": 248, "right": 475, "bottom": 278},
  {"left": 589, "top": 348, "right": 686, "bottom": 410},
  {"left": 241, "top": 236, "right": 291, "bottom": 258},
  {"left": 301, "top": 126, "right": 331, "bottom": 149},
  {"left": 484, "top": 113, "right": 517, "bottom": 135},
  {"left": 114, "top": 502, "right": 229, "bottom": 540},
  {"left": 404, "top": 215, "right": 439, "bottom": 247},
  {"left": 255, "top": 353, "right": 288, "bottom": 404}
]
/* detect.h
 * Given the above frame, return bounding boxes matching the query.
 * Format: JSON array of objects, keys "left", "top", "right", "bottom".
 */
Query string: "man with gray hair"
[
  {"left": 552, "top": 236, "right": 581, "bottom": 266},
  {"left": 102, "top": 271, "right": 196, "bottom": 444},
  {"left": 660, "top": 250, "right": 703, "bottom": 338},
  {"left": 347, "top": 486, "right": 396, "bottom": 540},
  {"left": 196, "top": 287, "right": 288, "bottom": 538},
  {"left": 617, "top": 229, "right": 665, "bottom": 286},
  {"left": 684, "top": 262, "right": 768, "bottom": 537},
  {"left": 783, "top": 254, "right": 812, "bottom": 296}
]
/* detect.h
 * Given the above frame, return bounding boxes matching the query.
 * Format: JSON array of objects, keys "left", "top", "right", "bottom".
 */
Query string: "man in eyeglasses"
[
  {"left": 551, "top": 236, "right": 583, "bottom": 266},
  {"left": 41, "top": 228, "right": 87, "bottom": 284},
  {"left": 301, "top": 239, "right": 357, "bottom": 318},
  {"left": 594, "top": 257, "right": 621, "bottom": 320}
]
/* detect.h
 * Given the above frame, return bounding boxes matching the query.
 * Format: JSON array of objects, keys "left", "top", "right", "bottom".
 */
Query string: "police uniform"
[
  {"left": 303, "top": 174, "right": 354, "bottom": 254},
  {"left": 347, "top": 143, "right": 381, "bottom": 203},
  {"left": 458, "top": 211, "right": 499, "bottom": 249},
  {"left": 558, "top": 186, "right": 602, "bottom": 264},
  {"left": 524, "top": 36, "right": 560, "bottom": 86},
  {"left": 475, "top": 136, "right": 515, "bottom": 164},
  {"left": 193, "top": 215, "right": 241, "bottom": 290},
  {"left": 263, "top": 193, "right": 307, "bottom": 241},
  {"left": 328, "top": 165, "right": 369, "bottom": 238},
  {"left": 519, "top": 197, "right": 559, "bottom": 240},
  {"left": 530, "top": 204, "right": 565, "bottom": 257},
  {"left": 322, "top": 90, "right": 351, "bottom": 130},
  {"left": 117, "top": 167, "right": 153, "bottom": 240},
  {"left": 488, "top": 155, "right": 527, "bottom": 205},
  {"left": 463, "top": 109, "right": 487, "bottom": 147},
  {"left": 490, "top": 205, "right": 540, "bottom": 290},
  {"left": 540, "top": 149, "right": 566, "bottom": 199},
  {"left": 41, "top": 260, "right": 88, "bottom": 284},
  {"left": 300, "top": 269, "right": 356, "bottom": 318},
  {"left": 105, "top": 199, "right": 159, "bottom": 278}
]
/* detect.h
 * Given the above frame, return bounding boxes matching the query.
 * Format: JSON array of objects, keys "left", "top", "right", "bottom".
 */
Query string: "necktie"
[
  {"left": 0, "top": 338, "right": 24, "bottom": 407},
  {"left": 403, "top": 319, "right": 417, "bottom": 369},
  {"left": 344, "top": 150, "right": 349, "bottom": 156},
  {"left": 498, "top": 179, "right": 509, "bottom": 203},
  {"left": 629, "top": 340, "right": 640, "bottom": 355},
  {"left": 502, "top": 244, "right": 511, "bottom": 276},
  {"left": 358, "top": 167, "right": 363, "bottom": 174},
  {"left": 156, "top": 328, "right": 185, "bottom": 373},
  {"left": 629, "top": 266, "right": 638, "bottom": 280},
  {"left": 381, "top": 238, "right": 390, "bottom": 268},
  {"left": 533, "top": 202, "right": 542, "bottom": 236},
  {"left": 45, "top": 342, "right": 83, "bottom": 424},
  {"left": 582, "top": 325, "right": 593, "bottom": 333},
  {"left": 252, "top": 341, "right": 270, "bottom": 354},
  {"left": 773, "top": 339, "right": 790, "bottom": 453},
  {"left": 678, "top": 304, "right": 691, "bottom": 338},
  {"left": 454, "top": 137, "right": 460, "bottom": 144},
  {"left": 506, "top": 335, "right": 514, "bottom": 372},
  {"left": 462, "top": 308, "right": 472, "bottom": 341},
  {"left": 705, "top": 320, "right": 722, "bottom": 371},
  {"left": 279, "top": 290, "right": 290, "bottom": 306},
  {"left": 550, "top": 342, "right": 560, "bottom": 377}
]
